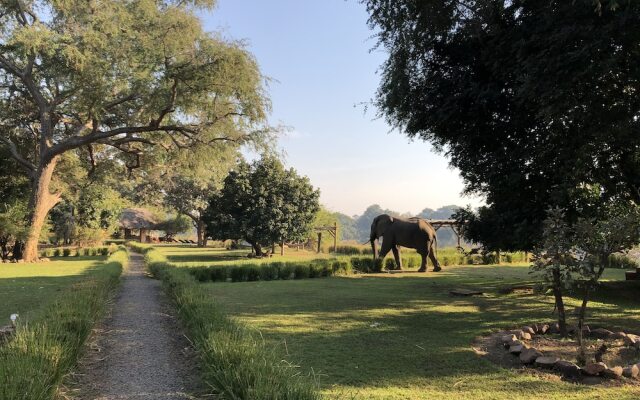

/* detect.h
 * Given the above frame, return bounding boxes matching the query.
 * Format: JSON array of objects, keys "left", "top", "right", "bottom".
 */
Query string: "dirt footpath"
[{"left": 71, "top": 252, "right": 201, "bottom": 399}]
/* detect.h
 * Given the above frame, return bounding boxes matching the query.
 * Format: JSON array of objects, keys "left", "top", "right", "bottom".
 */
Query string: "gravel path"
[{"left": 72, "top": 252, "right": 201, "bottom": 400}]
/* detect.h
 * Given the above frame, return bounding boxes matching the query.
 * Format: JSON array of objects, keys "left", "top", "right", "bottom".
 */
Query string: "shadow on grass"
[
  {"left": 0, "top": 258, "right": 110, "bottom": 322},
  {"left": 204, "top": 273, "right": 640, "bottom": 394}
]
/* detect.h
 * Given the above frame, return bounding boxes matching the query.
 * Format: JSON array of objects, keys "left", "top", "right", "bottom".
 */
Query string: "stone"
[
  {"left": 519, "top": 348, "right": 543, "bottom": 364},
  {"left": 522, "top": 326, "right": 536, "bottom": 335},
  {"left": 535, "top": 356, "right": 559, "bottom": 369},
  {"left": 505, "top": 339, "right": 523, "bottom": 348},
  {"left": 582, "top": 362, "right": 607, "bottom": 376},
  {"left": 603, "top": 366, "right": 623, "bottom": 379},
  {"left": 555, "top": 360, "right": 581, "bottom": 378},
  {"left": 612, "top": 331, "right": 628, "bottom": 340},
  {"left": 509, "top": 344, "right": 526, "bottom": 354},
  {"left": 590, "top": 328, "right": 614, "bottom": 339},
  {"left": 520, "top": 332, "right": 532, "bottom": 340},
  {"left": 622, "top": 364, "right": 639, "bottom": 379},
  {"left": 623, "top": 333, "right": 640, "bottom": 346},
  {"left": 501, "top": 334, "right": 517, "bottom": 344},
  {"left": 548, "top": 322, "right": 560, "bottom": 334},
  {"left": 538, "top": 324, "right": 550, "bottom": 334}
]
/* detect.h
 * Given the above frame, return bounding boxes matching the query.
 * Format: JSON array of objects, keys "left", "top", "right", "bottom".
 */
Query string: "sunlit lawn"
[
  {"left": 0, "top": 256, "right": 106, "bottom": 323},
  {"left": 201, "top": 264, "right": 640, "bottom": 400}
]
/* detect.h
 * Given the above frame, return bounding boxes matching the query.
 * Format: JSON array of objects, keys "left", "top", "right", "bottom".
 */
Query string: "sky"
[{"left": 201, "top": 0, "right": 483, "bottom": 217}]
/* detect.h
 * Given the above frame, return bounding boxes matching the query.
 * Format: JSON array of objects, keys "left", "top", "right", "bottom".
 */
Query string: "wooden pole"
[{"left": 317, "top": 232, "right": 322, "bottom": 253}]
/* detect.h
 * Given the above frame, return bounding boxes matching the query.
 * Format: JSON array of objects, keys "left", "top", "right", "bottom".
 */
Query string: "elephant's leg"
[
  {"left": 429, "top": 245, "right": 442, "bottom": 272},
  {"left": 378, "top": 239, "right": 393, "bottom": 259},
  {"left": 417, "top": 251, "right": 427, "bottom": 272},
  {"left": 391, "top": 246, "right": 402, "bottom": 270}
]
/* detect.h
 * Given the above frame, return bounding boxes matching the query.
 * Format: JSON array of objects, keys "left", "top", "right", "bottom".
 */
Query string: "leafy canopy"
[
  {"left": 363, "top": 0, "right": 640, "bottom": 250},
  {"left": 205, "top": 156, "right": 320, "bottom": 253}
]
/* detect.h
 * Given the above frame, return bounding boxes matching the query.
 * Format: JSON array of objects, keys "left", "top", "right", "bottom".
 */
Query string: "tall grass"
[
  {"left": 136, "top": 245, "right": 320, "bottom": 400},
  {"left": 0, "top": 247, "right": 127, "bottom": 400}
]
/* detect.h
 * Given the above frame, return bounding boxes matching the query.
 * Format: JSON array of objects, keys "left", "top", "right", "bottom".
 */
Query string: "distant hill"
[{"left": 333, "top": 204, "right": 465, "bottom": 247}]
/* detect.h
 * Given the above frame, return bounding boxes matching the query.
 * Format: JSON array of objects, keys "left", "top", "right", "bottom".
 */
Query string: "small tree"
[
  {"left": 572, "top": 202, "right": 640, "bottom": 363},
  {"left": 530, "top": 208, "right": 578, "bottom": 338},
  {"left": 155, "top": 215, "right": 192, "bottom": 241},
  {"left": 205, "top": 157, "right": 320, "bottom": 256}
]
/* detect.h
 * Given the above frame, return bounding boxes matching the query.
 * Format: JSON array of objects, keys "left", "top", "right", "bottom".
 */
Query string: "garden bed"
[{"left": 474, "top": 323, "right": 640, "bottom": 386}]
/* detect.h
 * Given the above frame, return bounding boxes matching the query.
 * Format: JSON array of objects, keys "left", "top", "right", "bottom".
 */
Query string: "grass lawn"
[
  {"left": 199, "top": 263, "right": 640, "bottom": 399},
  {"left": 0, "top": 256, "right": 106, "bottom": 323}
]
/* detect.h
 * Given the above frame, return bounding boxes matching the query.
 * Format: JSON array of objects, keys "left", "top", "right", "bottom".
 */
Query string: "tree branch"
[{"left": 0, "top": 136, "right": 35, "bottom": 175}]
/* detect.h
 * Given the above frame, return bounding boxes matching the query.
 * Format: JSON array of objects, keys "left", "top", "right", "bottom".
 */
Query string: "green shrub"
[
  {"left": 385, "top": 258, "right": 396, "bottom": 270},
  {"left": 334, "top": 245, "right": 362, "bottom": 255},
  {"left": 144, "top": 249, "right": 320, "bottom": 399},
  {"left": 260, "top": 264, "right": 279, "bottom": 281},
  {"left": 246, "top": 265, "right": 261, "bottom": 281},
  {"left": 278, "top": 264, "right": 296, "bottom": 280},
  {"left": 209, "top": 267, "right": 229, "bottom": 282},
  {"left": 62, "top": 248, "right": 71, "bottom": 257},
  {"left": 294, "top": 264, "right": 310, "bottom": 279},
  {"left": 330, "top": 261, "right": 347, "bottom": 275}
]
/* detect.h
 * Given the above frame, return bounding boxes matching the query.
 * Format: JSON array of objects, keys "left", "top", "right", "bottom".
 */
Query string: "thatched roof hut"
[{"left": 119, "top": 208, "right": 159, "bottom": 242}]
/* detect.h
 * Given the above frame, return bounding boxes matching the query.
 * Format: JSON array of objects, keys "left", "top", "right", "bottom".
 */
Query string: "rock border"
[{"left": 499, "top": 323, "right": 640, "bottom": 383}]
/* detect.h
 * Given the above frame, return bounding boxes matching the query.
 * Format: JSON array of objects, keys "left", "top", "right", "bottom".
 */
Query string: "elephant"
[{"left": 370, "top": 214, "right": 442, "bottom": 272}]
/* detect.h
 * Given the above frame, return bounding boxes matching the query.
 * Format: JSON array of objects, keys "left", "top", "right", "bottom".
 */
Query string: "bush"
[
  {"left": 144, "top": 248, "right": 320, "bottom": 399},
  {"left": 294, "top": 264, "right": 310, "bottom": 279},
  {"left": 330, "top": 260, "right": 349, "bottom": 275},
  {"left": 62, "top": 248, "right": 71, "bottom": 257},
  {"left": 280, "top": 264, "right": 297, "bottom": 280},
  {"left": 334, "top": 245, "right": 363, "bottom": 255}
]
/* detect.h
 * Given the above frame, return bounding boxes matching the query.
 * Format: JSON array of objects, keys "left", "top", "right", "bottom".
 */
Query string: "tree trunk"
[
  {"left": 247, "top": 239, "right": 263, "bottom": 257},
  {"left": 552, "top": 267, "right": 568, "bottom": 337},
  {"left": 196, "top": 219, "right": 207, "bottom": 247},
  {"left": 576, "top": 286, "right": 591, "bottom": 366},
  {"left": 22, "top": 156, "right": 61, "bottom": 262}
]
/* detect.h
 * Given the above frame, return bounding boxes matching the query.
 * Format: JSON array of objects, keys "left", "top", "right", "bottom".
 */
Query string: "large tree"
[
  {"left": 0, "top": 0, "right": 269, "bottom": 261},
  {"left": 205, "top": 157, "right": 320, "bottom": 256},
  {"left": 362, "top": 0, "right": 640, "bottom": 250}
]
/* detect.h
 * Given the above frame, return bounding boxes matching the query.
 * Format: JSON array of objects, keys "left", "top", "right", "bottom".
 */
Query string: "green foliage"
[
  {"left": 0, "top": 248, "right": 126, "bottom": 400},
  {"left": 141, "top": 247, "right": 320, "bottom": 399},
  {"left": 184, "top": 258, "right": 356, "bottom": 283},
  {"left": 154, "top": 215, "right": 192, "bottom": 239},
  {"left": 0, "top": 0, "right": 272, "bottom": 259},
  {"left": 363, "top": 0, "right": 640, "bottom": 250},
  {"left": 0, "top": 202, "right": 28, "bottom": 261},
  {"left": 205, "top": 156, "right": 321, "bottom": 255}
]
